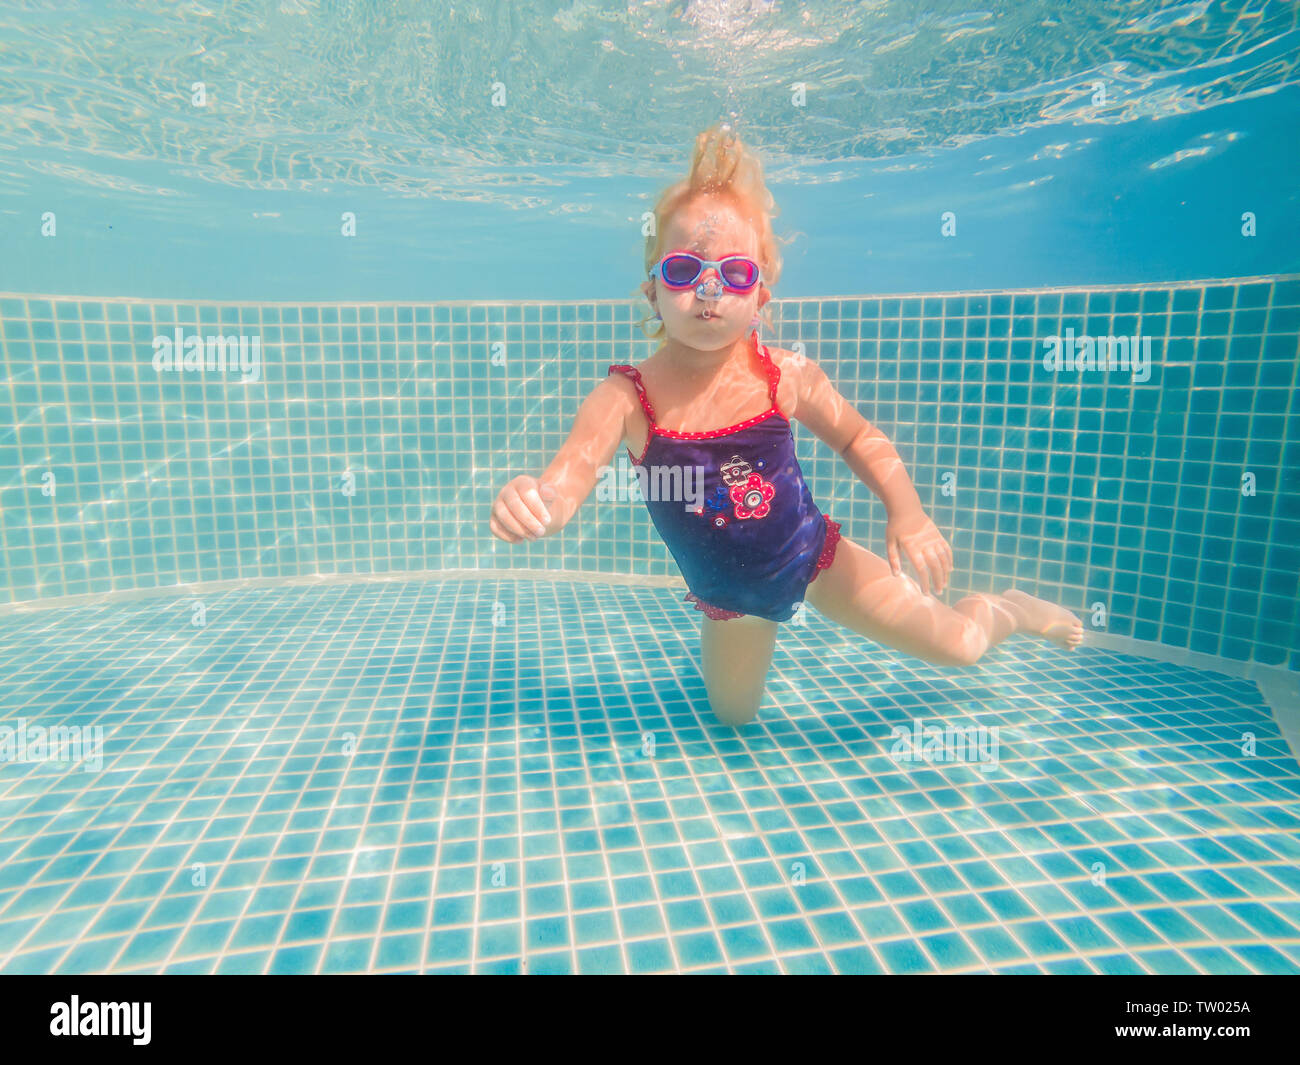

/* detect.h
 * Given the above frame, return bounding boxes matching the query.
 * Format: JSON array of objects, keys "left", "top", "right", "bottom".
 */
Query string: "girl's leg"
[
  {"left": 699, "top": 614, "right": 780, "bottom": 726},
  {"left": 803, "top": 535, "right": 1083, "bottom": 666}
]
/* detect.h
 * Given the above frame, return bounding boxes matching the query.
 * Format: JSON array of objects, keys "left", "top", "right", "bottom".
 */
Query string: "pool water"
[
  {"left": 1, "top": 0, "right": 1298, "bottom": 978},
  {"left": 1, "top": 577, "right": 1297, "bottom": 974}
]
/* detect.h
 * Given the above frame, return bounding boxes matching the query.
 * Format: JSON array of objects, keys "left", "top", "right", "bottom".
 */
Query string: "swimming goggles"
[{"left": 649, "top": 252, "right": 763, "bottom": 292}]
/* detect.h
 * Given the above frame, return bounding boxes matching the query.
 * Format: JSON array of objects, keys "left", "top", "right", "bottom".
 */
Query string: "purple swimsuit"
[{"left": 609, "top": 330, "right": 842, "bottom": 623}]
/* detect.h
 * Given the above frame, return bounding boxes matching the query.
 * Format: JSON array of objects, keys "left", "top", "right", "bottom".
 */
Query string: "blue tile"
[
  {"left": 374, "top": 934, "right": 422, "bottom": 969},
  {"left": 476, "top": 923, "right": 521, "bottom": 959},
  {"left": 966, "top": 925, "right": 1026, "bottom": 964},
  {"left": 337, "top": 906, "right": 382, "bottom": 935},
  {"left": 661, "top": 897, "right": 709, "bottom": 932},
  {"left": 675, "top": 930, "right": 724, "bottom": 967},
  {"left": 575, "top": 945, "right": 623, "bottom": 974},
  {"left": 573, "top": 909, "right": 617, "bottom": 944},
  {"left": 626, "top": 937, "right": 673, "bottom": 972},
  {"left": 919, "top": 931, "right": 980, "bottom": 969},
  {"left": 426, "top": 928, "right": 472, "bottom": 964},
  {"left": 877, "top": 938, "right": 937, "bottom": 974},
  {"left": 768, "top": 917, "right": 817, "bottom": 952},
  {"left": 268, "top": 943, "right": 323, "bottom": 974},
  {"left": 718, "top": 923, "right": 769, "bottom": 961}
]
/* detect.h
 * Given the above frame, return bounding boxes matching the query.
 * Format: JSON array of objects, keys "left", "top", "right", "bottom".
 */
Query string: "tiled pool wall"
[{"left": 0, "top": 277, "right": 1297, "bottom": 671}]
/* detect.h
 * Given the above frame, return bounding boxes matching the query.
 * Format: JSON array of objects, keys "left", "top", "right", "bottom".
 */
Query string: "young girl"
[{"left": 490, "top": 123, "right": 1083, "bottom": 726}]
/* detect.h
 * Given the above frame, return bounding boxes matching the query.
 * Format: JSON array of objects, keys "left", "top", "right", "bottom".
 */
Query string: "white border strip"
[
  {"left": 0, "top": 272, "right": 1297, "bottom": 308},
  {"left": 0, "top": 569, "right": 688, "bottom": 615}
]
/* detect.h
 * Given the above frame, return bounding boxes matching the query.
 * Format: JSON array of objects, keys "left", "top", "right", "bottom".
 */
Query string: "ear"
[{"left": 641, "top": 279, "right": 657, "bottom": 308}]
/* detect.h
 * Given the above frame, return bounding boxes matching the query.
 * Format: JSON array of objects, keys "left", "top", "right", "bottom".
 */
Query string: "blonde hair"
[{"left": 637, "top": 123, "right": 785, "bottom": 340}]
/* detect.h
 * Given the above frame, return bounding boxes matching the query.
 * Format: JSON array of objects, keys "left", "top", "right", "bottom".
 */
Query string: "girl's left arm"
[{"left": 777, "top": 348, "right": 954, "bottom": 596}]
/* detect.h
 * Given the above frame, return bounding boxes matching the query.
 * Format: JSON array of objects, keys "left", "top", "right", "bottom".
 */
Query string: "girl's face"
[{"left": 642, "top": 198, "right": 770, "bottom": 350}]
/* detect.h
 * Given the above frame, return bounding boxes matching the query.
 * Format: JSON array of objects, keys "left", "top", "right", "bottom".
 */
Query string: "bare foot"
[{"left": 1001, "top": 589, "right": 1084, "bottom": 650}]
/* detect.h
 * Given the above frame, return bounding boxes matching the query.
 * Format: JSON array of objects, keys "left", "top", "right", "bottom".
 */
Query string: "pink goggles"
[{"left": 650, "top": 252, "right": 763, "bottom": 292}]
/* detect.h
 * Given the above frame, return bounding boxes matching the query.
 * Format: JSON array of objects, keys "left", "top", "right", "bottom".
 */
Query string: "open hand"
[{"left": 885, "top": 508, "right": 953, "bottom": 596}]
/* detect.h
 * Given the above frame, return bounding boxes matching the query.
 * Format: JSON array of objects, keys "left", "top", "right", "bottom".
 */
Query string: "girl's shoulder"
[
  {"left": 602, "top": 359, "right": 655, "bottom": 426},
  {"left": 764, "top": 343, "right": 844, "bottom": 424},
  {"left": 760, "top": 341, "right": 805, "bottom": 374},
  {"left": 605, "top": 358, "right": 651, "bottom": 395},
  {"left": 608, "top": 350, "right": 667, "bottom": 394},
  {"left": 758, "top": 343, "right": 808, "bottom": 414}
]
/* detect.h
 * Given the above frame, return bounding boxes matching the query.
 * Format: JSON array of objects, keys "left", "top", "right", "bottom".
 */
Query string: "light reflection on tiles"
[{"left": 0, "top": 578, "right": 1297, "bottom": 974}]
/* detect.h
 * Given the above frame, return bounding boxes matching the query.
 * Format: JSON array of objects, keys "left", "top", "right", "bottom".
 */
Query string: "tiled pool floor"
[{"left": 0, "top": 577, "right": 1297, "bottom": 974}]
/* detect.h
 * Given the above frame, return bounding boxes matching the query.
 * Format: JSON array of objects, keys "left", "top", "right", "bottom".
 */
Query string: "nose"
[{"left": 696, "top": 270, "right": 724, "bottom": 301}]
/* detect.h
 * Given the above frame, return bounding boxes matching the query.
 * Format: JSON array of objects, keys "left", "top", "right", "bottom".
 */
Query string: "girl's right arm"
[{"left": 489, "top": 375, "right": 634, "bottom": 543}]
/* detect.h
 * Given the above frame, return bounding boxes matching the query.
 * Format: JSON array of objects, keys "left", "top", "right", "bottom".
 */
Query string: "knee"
[
  {"left": 709, "top": 695, "right": 762, "bottom": 727},
  {"left": 933, "top": 646, "right": 981, "bottom": 668},
  {"left": 929, "top": 621, "right": 986, "bottom": 667}
]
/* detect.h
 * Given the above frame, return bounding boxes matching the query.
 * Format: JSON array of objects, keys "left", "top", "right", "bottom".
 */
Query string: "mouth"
[{"left": 696, "top": 310, "right": 721, "bottom": 320}]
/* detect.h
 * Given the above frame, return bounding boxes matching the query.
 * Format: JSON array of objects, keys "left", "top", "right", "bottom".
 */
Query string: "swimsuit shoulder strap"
[
  {"left": 752, "top": 331, "right": 784, "bottom": 418},
  {"left": 607, "top": 364, "right": 658, "bottom": 429}
]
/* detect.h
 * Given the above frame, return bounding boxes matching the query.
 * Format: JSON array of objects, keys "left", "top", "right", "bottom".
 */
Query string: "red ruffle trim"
[
  {"left": 683, "top": 591, "right": 746, "bottom": 620},
  {"left": 808, "top": 514, "right": 842, "bottom": 583}
]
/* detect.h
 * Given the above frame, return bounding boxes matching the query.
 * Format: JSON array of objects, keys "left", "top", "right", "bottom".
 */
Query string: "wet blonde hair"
[{"left": 637, "top": 122, "right": 784, "bottom": 340}]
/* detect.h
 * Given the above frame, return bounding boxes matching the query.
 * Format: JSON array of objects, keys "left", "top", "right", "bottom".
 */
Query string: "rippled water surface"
[{"left": 0, "top": 1, "right": 1297, "bottom": 296}]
